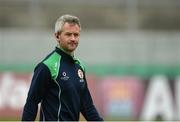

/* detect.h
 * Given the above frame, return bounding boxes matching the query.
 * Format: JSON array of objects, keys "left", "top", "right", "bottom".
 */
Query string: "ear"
[{"left": 54, "top": 33, "right": 59, "bottom": 39}]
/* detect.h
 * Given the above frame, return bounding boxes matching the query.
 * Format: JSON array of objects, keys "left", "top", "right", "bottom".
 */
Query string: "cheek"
[
  {"left": 59, "top": 37, "right": 68, "bottom": 46},
  {"left": 58, "top": 36, "right": 65, "bottom": 43}
]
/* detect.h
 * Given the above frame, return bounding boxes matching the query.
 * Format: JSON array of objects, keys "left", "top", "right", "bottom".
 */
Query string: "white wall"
[{"left": 0, "top": 29, "right": 180, "bottom": 65}]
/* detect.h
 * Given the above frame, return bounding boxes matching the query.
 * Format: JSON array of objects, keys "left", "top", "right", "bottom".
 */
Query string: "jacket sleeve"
[
  {"left": 22, "top": 63, "right": 51, "bottom": 121},
  {"left": 80, "top": 77, "right": 103, "bottom": 121}
]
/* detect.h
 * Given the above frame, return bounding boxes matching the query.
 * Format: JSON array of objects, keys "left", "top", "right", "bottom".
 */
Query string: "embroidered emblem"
[
  {"left": 78, "top": 69, "right": 83, "bottom": 79},
  {"left": 78, "top": 69, "right": 84, "bottom": 82},
  {"left": 60, "top": 72, "right": 69, "bottom": 81},
  {"left": 62, "top": 72, "right": 66, "bottom": 76}
]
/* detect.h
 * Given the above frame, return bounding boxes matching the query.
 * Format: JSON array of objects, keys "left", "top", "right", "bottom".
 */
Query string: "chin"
[
  {"left": 67, "top": 49, "right": 75, "bottom": 53},
  {"left": 69, "top": 47, "right": 77, "bottom": 51}
]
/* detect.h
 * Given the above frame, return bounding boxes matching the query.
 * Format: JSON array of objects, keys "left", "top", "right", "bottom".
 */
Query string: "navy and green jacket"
[{"left": 22, "top": 47, "right": 103, "bottom": 121}]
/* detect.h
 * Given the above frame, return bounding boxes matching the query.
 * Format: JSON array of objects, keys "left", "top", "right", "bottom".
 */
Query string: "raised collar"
[{"left": 55, "top": 47, "right": 76, "bottom": 63}]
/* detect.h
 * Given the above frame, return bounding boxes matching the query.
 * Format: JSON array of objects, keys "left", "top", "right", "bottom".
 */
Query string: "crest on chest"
[{"left": 78, "top": 69, "right": 84, "bottom": 82}]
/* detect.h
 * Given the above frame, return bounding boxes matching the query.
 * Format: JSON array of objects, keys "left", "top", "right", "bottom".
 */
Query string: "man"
[{"left": 22, "top": 14, "right": 103, "bottom": 121}]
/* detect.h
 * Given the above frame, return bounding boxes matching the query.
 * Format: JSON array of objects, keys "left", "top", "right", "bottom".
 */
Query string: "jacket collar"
[{"left": 55, "top": 47, "right": 75, "bottom": 63}]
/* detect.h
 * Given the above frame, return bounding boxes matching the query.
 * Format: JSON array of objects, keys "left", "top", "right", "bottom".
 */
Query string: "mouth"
[{"left": 69, "top": 42, "right": 78, "bottom": 46}]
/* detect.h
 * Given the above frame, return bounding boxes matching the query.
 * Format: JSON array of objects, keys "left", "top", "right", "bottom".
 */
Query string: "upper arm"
[
  {"left": 22, "top": 63, "right": 51, "bottom": 120},
  {"left": 27, "top": 63, "right": 51, "bottom": 102}
]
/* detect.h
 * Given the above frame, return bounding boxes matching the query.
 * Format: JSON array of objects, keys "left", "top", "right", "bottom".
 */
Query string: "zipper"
[
  {"left": 54, "top": 80, "right": 61, "bottom": 121},
  {"left": 40, "top": 102, "right": 45, "bottom": 121}
]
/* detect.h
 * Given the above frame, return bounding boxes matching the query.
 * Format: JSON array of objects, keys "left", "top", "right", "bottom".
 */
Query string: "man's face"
[{"left": 56, "top": 22, "right": 80, "bottom": 54}]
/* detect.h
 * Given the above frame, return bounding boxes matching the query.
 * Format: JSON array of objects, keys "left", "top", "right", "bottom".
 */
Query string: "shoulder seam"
[{"left": 43, "top": 52, "right": 61, "bottom": 80}]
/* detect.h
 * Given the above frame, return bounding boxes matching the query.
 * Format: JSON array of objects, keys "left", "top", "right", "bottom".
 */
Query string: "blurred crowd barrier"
[{"left": 0, "top": 66, "right": 180, "bottom": 121}]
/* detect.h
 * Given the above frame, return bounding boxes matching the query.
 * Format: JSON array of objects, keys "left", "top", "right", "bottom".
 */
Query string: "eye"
[{"left": 74, "top": 33, "right": 79, "bottom": 37}]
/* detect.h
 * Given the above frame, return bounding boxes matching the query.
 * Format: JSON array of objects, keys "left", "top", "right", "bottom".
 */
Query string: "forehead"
[{"left": 62, "top": 22, "right": 80, "bottom": 32}]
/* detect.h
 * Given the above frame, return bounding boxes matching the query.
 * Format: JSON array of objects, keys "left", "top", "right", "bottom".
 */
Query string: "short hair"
[{"left": 55, "top": 14, "right": 81, "bottom": 33}]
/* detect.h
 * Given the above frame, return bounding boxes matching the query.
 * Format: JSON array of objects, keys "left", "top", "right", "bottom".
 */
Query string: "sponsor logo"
[{"left": 60, "top": 72, "right": 69, "bottom": 81}]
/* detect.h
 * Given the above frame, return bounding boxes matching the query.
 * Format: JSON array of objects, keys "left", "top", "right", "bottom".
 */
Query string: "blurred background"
[{"left": 0, "top": 0, "right": 180, "bottom": 121}]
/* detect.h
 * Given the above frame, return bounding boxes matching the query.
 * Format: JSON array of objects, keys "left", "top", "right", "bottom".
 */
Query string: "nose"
[
  {"left": 71, "top": 35, "right": 75, "bottom": 40},
  {"left": 70, "top": 34, "right": 77, "bottom": 42}
]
